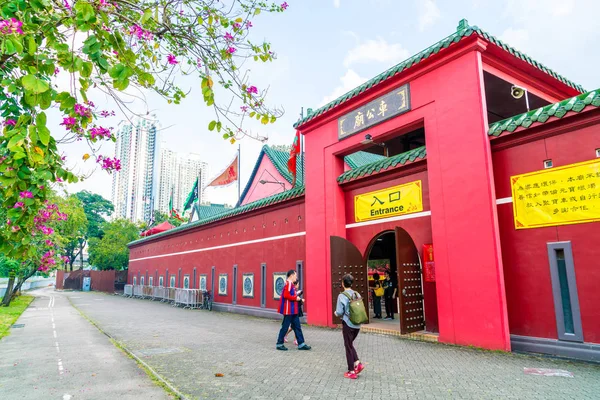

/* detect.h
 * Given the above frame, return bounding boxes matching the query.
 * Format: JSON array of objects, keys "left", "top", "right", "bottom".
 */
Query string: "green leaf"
[
  {"left": 38, "top": 126, "right": 50, "bottom": 146},
  {"left": 142, "top": 9, "right": 152, "bottom": 23},
  {"left": 39, "top": 91, "right": 52, "bottom": 110},
  {"left": 75, "top": 2, "right": 96, "bottom": 22},
  {"left": 22, "top": 75, "right": 50, "bottom": 94},
  {"left": 208, "top": 121, "right": 217, "bottom": 131},
  {"left": 27, "top": 36, "right": 37, "bottom": 55},
  {"left": 261, "top": 115, "right": 269, "bottom": 125},
  {"left": 81, "top": 61, "right": 93, "bottom": 77},
  {"left": 216, "top": 121, "right": 222, "bottom": 132},
  {"left": 249, "top": 112, "right": 256, "bottom": 118},
  {"left": 36, "top": 112, "right": 47, "bottom": 127},
  {"left": 254, "top": 8, "right": 261, "bottom": 16}
]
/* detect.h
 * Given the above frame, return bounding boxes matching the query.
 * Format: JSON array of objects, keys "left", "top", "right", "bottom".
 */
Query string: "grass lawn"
[{"left": 0, "top": 295, "right": 34, "bottom": 339}]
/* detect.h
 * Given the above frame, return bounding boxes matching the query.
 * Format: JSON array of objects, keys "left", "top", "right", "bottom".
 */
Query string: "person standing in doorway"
[
  {"left": 383, "top": 270, "right": 397, "bottom": 320},
  {"left": 276, "top": 270, "right": 311, "bottom": 351},
  {"left": 334, "top": 274, "right": 365, "bottom": 379},
  {"left": 372, "top": 273, "right": 383, "bottom": 319}
]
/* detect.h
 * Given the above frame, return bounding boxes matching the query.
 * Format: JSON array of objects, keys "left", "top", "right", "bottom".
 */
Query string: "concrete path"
[
  {"left": 0, "top": 287, "right": 169, "bottom": 400},
  {"left": 65, "top": 290, "right": 600, "bottom": 400}
]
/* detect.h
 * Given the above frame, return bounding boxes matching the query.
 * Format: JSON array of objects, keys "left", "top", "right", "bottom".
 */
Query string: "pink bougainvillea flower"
[
  {"left": 167, "top": 54, "right": 178, "bottom": 65},
  {"left": 246, "top": 21, "right": 253, "bottom": 28},
  {"left": 227, "top": 47, "right": 236, "bottom": 54},
  {"left": 63, "top": 0, "right": 72, "bottom": 10},
  {"left": 129, "top": 24, "right": 153, "bottom": 40},
  {"left": 233, "top": 22, "right": 241, "bottom": 30},
  {"left": 224, "top": 32, "right": 234, "bottom": 42},
  {"left": 89, "top": 126, "right": 112, "bottom": 140},
  {"left": 100, "top": 110, "right": 116, "bottom": 118},
  {"left": 281, "top": 2, "right": 289, "bottom": 10},
  {"left": 60, "top": 117, "right": 77, "bottom": 129},
  {"left": 56, "top": 177, "right": 64, "bottom": 183},
  {"left": 13, "top": 202, "right": 25, "bottom": 208},
  {"left": 246, "top": 86, "right": 258, "bottom": 94},
  {"left": 54, "top": 68, "right": 60, "bottom": 75},
  {"left": 4, "top": 119, "right": 16, "bottom": 126},
  {"left": 0, "top": 18, "right": 24, "bottom": 35},
  {"left": 45, "top": 239, "right": 54, "bottom": 246},
  {"left": 19, "top": 191, "right": 34, "bottom": 199},
  {"left": 74, "top": 103, "right": 91, "bottom": 117},
  {"left": 97, "top": 156, "right": 121, "bottom": 171},
  {"left": 40, "top": 226, "right": 55, "bottom": 235}
]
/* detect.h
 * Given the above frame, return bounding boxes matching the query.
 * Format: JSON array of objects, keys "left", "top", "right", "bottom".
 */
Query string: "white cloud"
[
  {"left": 506, "top": 0, "right": 574, "bottom": 22},
  {"left": 320, "top": 69, "right": 367, "bottom": 106},
  {"left": 418, "top": 0, "right": 441, "bottom": 31},
  {"left": 500, "top": 27, "right": 530, "bottom": 51},
  {"left": 343, "top": 37, "right": 410, "bottom": 68},
  {"left": 333, "top": 0, "right": 341, "bottom": 8}
]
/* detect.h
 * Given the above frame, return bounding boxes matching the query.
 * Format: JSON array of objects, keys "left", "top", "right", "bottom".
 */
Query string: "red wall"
[
  {"left": 344, "top": 169, "right": 438, "bottom": 332},
  {"left": 493, "top": 119, "right": 600, "bottom": 344},
  {"left": 301, "top": 37, "right": 510, "bottom": 350},
  {"left": 129, "top": 201, "right": 306, "bottom": 311}
]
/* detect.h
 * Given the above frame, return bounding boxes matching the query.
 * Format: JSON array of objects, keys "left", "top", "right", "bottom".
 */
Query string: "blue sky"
[{"left": 58, "top": 0, "right": 600, "bottom": 207}]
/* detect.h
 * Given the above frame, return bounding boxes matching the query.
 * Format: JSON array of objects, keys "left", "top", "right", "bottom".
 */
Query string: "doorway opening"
[{"left": 366, "top": 228, "right": 426, "bottom": 334}]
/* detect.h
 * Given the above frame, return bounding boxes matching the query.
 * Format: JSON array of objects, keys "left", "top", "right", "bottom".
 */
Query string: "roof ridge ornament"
[{"left": 457, "top": 19, "right": 469, "bottom": 31}]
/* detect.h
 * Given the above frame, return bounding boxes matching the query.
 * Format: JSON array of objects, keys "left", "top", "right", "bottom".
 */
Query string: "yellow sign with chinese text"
[
  {"left": 355, "top": 181, "right": 423, "bottom": 222},
  {"left": 511, "top": 159, "right": 600, "bottom": 229}
]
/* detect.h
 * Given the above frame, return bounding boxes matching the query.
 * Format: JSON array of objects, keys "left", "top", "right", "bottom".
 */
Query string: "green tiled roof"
[
  {"left": 337, "top": 146, "right": 427, "bottom": 184},
  {"left": 193, "top": 203, "right": 231, "bottom": 220},
  {"left": 129, "top": 185, "right": 305, "bottom": 247},
  {"left": 294, "top": 19, "right": 584, "bottom": 129},
  {"left": 488, "top": 89, "right": 600, "bottom": 137},
  {"left": 344, "top": 151, "right": 387, "bottom": 169}
]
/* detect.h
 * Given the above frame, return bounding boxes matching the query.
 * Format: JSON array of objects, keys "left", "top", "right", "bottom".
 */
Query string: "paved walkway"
[
  {"left": 0, "top": 288, "right": 169, "bottom": 400},
  {"left": 66, "top": 291, "right": 600, "bottom": 399}
]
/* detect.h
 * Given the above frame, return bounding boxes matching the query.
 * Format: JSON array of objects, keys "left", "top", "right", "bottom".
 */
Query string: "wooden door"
[
  {"left": 330, "top": 236, "right": 369, "bottom": 324},
  {"left": 395, "top": 227, "right": 425, "bottom": 334}
]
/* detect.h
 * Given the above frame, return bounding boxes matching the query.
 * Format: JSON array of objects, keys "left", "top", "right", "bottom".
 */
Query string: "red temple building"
[{"left": 127, "top": 20, "right": 600, "bottom": 362}]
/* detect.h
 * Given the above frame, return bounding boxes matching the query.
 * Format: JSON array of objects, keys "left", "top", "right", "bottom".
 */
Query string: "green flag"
[
  {"left": 168, "top": 188, "right": 174, "bottom": 217},
  {"left": 183, "top": 177, "right": 199, "bottom": 213}
]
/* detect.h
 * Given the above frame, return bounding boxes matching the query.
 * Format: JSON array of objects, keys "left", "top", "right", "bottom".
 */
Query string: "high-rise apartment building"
[
  {"left": 156, "top": 145, "right": 209, "bottom": 215},
  {"left": 111, "top": 115, "right": 160, "bottom": 223}
]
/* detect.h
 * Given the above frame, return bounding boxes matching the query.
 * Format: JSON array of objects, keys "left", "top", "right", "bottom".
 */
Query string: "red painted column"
[
  {"left": 303, "top": 121, "right": 347, "bottom": 327},
  {"left": 425, "top": 46, "right": 510, "bottom": 350}
]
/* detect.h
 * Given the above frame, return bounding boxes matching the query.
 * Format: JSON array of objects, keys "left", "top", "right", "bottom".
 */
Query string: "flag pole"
[{"left": 237, "top": 143, "right": 241, "bottom": 206}]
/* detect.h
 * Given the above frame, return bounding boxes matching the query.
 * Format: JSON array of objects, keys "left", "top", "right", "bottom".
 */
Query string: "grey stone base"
[
  {"left": 212, "top": 302, "right": 307, "bottom": 323},
  {"left": 511, "top": 334, "right": 600, "bottom": 363}
]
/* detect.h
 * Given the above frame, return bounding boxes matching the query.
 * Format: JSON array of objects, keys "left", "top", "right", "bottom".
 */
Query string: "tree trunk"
[
  {"left": 9, "top": 269, "right": 37, "bottom": 302},
  {"left": 1, "top": 272, "right": 16, "bottom": 307},
  {"left": 80, "top": 242, "right": 84, "bottom": 269}
]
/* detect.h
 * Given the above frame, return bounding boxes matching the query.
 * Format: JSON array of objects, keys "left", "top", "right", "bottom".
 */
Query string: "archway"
[{"left": 366, "top": 227, "right": 425, "bottom": 333}]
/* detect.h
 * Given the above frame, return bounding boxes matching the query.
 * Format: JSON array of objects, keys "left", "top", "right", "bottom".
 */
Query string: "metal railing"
[{"left": 127, "top": 285, "right": 211, "bottom": 310}]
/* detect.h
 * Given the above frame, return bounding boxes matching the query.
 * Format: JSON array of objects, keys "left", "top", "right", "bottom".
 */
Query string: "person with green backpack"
[{"left": 334, "top": 274, "right": 368, "bottom": 379}]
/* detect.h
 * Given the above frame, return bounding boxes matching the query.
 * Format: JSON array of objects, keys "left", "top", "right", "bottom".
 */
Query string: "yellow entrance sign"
[
  {"left": 355, "top": 181, "right": 423, "bottom": 222},
  {"left": 511, "top": 159, "right": 600, "bottom": 229}
]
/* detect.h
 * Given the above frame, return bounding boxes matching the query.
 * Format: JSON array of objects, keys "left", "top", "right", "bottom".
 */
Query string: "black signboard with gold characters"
[{"left": 338, "top": 84, "right": 411, "bottom": 140}]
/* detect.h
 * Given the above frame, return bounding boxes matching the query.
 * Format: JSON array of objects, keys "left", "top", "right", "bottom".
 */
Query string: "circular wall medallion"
[
  {"left": 275, "top": 277, "right": 285, "bottom": 296},
  {"left": 244, "top": 277, "right": 252, "bottom": 294}
]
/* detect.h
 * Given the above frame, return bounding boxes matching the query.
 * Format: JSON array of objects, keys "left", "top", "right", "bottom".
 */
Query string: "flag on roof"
[
  {"left": 287, "top": 131, "right": 301, "bottom": 187},
  {"left": 183, "top": 176, "right": 199, "bottom": 213},
  {"left": 208, "top": 154, "right": 238, "bottom": 187}
]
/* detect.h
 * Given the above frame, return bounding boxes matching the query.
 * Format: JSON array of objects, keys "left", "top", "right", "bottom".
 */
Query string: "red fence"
[{"left": 90, "top": 270, "right": 115, "bottom": 293}]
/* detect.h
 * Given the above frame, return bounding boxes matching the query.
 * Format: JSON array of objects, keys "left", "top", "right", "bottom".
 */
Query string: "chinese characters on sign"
[
  {"left": 338, "top": 84, "right": 411, "bottom": 140},
  {"left": 511, "top": 159, "right": 600, "bottom": 229},
  {"left": 354, "top": 181, "right": 423, "bottom": 222}
]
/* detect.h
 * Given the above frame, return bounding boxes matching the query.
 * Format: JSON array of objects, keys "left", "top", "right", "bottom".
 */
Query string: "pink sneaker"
[
  {"left": 354, "top": 363, "right": 365, "bottom": 375},
  {"left": 344, "top": 371, "right": 358, "bottom": 380},
  {"left": 294, "top": 340, "right": 298, "bottom": 346}
]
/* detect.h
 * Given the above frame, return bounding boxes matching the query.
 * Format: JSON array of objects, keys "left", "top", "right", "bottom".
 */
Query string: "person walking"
[
  {"left": 334, "top": 274, "right": 365, "bottom": 380},
  {"left": 284, "top": 280, "right": 303, "bottom": 345},
  {"left": 372, "top": 272, "right": 383, "bottom": 319},
  {"left": 276, "top": 270, "right": 311, "bottom": 351},
  {"left": 383, "top": 270, "right": 397, "bottom": 320}
]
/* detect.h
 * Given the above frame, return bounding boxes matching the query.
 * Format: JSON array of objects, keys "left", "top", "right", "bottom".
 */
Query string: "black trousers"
[
  {"left": 342, "top": 321, "right": 360, "bottom": 372},
  {"left": 373, "top": 296, "right": 382, "bottom": 317},
  {"left": 384, "top": 296, "right": 394, "bottom": 318}
]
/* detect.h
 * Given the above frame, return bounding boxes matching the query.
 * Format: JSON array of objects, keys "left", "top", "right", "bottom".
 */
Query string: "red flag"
[
  {"left": 208, "top": 155, "right": 238, "bottom": 187},
  {"left": 287, "top": 131, "right": 301, "bottom": 187}
]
